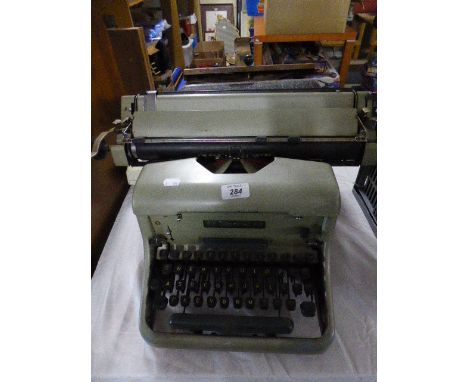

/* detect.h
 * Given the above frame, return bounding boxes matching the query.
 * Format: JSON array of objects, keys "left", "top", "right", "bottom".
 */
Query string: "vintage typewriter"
[{"left": 96, "top": 89, "right": 375, "bottom": 353}]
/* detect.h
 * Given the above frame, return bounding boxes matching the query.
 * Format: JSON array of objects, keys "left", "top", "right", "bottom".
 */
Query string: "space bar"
[{"left": 169, "top": 313, "right": 294, "bottom": 335}]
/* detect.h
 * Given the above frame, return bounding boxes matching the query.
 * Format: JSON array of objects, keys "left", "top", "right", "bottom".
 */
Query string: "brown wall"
[{"left": 91, "top": 0, "right": 132, "bottom": 275}]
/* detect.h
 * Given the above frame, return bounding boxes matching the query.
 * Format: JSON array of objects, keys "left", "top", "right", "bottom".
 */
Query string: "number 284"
[{"left": 230, "top": 188, "right": 242, "bottom": 196}]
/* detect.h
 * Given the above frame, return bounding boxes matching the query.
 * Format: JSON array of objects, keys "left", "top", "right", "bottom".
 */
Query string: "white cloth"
[{"left": 92, "top": 167, "right": 376, "bottom": 382}]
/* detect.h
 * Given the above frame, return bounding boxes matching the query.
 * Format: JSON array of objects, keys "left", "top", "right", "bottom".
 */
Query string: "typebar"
[{"left": 169, "top": 313, "right": 294, "bottom": 335}]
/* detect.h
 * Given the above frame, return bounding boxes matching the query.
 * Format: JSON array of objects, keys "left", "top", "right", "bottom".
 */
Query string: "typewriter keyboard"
[{"left": 146, "top": 248, "right": 324, "bottom": 338}]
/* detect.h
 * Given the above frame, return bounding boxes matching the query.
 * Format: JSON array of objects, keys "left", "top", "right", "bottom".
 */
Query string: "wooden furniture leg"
[
  {"left": 254, "top": 40, "right": 263, "bottom": 65},
  {"left": 340, "top": 39, "right": 355, "bottom": 87},
  {"left": 367, "top": 27, "right": 377, "bottom": 59},
  {"left": 353, "top": 22, "right": 366, "bottom": 60}
]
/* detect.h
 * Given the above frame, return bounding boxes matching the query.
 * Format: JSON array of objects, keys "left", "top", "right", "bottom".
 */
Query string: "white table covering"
[{"left": 92, "top": 167, "right": 376, "bottom": 382}]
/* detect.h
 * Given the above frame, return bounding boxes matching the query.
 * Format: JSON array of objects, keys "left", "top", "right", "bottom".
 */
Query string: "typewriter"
[{"left": 98, "top": 89, "right": 375, "bottom": 353}]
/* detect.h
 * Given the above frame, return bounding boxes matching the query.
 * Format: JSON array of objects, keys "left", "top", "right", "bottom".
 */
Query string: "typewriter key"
[
  {"left": 200, "top": 266, "right": 209, "bottom": 276},
  {"left": 169, "top": 295, "right": 179, "bottom": 307},
  {"left": 180, "top": 295, "right": 190, "bottom": 307},
  {"left": 194, "top": 251, "right": 203, "bottom": 261},
  {"left": 163, "top": 279, "right": 174, "bottom": 292},
  {"left": 266, "top": 281, "right": 275, "bottom": 295},
  {"left": 246, "top": 297, "right": 255, "bottom": 309},
  {"left": 188, "top": 265, "right": 197, "bottom": 277},
  {"left": 201, "top": 280, "right": 211, "bottom": 293},
  {"left": 194, "top": 295, "right": 203, "bottom": 307},
  {"left": 213, "top": 266, "right": 221, "bottom": 276},
  {"left": 206, "top": 251, "right": 215, "bottom": 261},
  {"left": 259, "top": 297, "right": 269, "bottom": 310},
  {"left": 292, "top": 283, "right": 302, "bottom": 296},
  {"left": 182, "top": 251, "right": 192, "bottom": 260},
  {"left": 189, "top": 279, "right": 199, "bottom": 292},
  {"left": 158, "top": 249, "right": 168, "bottom": 260},
  {"left": 241, "top": 281, "right": 248, "bottom": 294},
  {"left": 207, "top": 296, "right": 217, "bottom": 308},
  {"left": 227, "top": 281, "right": 235, "bottom": 294},
  {"left": 254, "top": 282, "right": 262, "bottom": 295},
  {"left": 286, "top": 299, "right": 296, "bottom": 311},
  {"left": 273, "top": 298, "right": 282, "bottom": 310},
  {"left": 176, "top": 279, "right": 186, "bottom": 292},
  {"left": 225, "top": 266, "right": 233, "bottom": 275},
  {"left": 161, "top": 264, "right": 173, "bottom": 276},
  {"left": 233, "top": 297, "right": 242, "bottom": 309},
  {"left": 168, "top": 250, "right": 180, "bottom": 260},
  {"left": 174, "top": 264, "right": 184, "bottom": 276},
  {"left": 214, "top": 280, "right": 223, "bottom": 293},
  {"left": 220, "top": 296, "right": 229, "bottom": 309}
]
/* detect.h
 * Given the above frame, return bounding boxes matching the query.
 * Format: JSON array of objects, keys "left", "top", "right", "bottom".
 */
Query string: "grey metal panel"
[
  {"left": 132, "top": 157, "right": 340, "bottom": 218},
  {"left": 156, "top": 91, "right": 355, "bottom": 111},
  {"left": 132, "top": 108, "right": 357, "bottom": 138}
]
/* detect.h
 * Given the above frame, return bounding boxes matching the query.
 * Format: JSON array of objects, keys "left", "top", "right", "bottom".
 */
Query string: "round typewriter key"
[
  {"left": 239, "top": 267, "right": 247, "bottom": 276},
  {"left": 286, "top": 299, "right": 296, "bottom": 311},
  {"left": 194, "top": 295, "right": 203, "bottom": 307},
  {"left": 194, "top": 251, "right": 203, "bottom": 261},
  {"left": 169, "top": 295, "right": 179, "bottom": 307},
  {"left": 217, "top": 251, "right": 227, "bottom": 261},
  {"left": 161, "top": 264, "right": 173, "bottom": 276},
  {"left": 225, "top": 266, "right": 233, "bottom": 275},
  {"left": 206, "top": 251, "right": 215, "bottom": 261},
  {"left": 174, "top": 264, "right": 184, "bottom": 276},
  {"left": 180, "top": 294, "right": 190, "bottom": 307},
  {"left": 227, "top": 281, "right": 235, "bottom": 294},
  {"left": 188, "top": 266, "right": 197, "bottom": 277},
  {"left": 200, "top": 266, "right": 208, "bottom": 276},
  {"left": 201, "top": 280, "right": 211, "bottom": 293},
  {"left": 254, "top": 282, "right": 262, "bottom": 295},
  {"left": 231, "top": 252, "right": 240, "bottom": 261},
  {"left": 259, "top": 297, "right": 269, "bottom": 310},
  {"left": 292, "top": 283, "right": 302, "bottom": 296},
  {"left": 241, "top": 281, "right": 248, "bottom": 294},
  {"left": 263, "top": 267, "right": 272, "bottom": 276},
  {"left": 220, "top": 296, "right": 229, "bottom": 309},
  {"left": 246, "top": 297, "right": 255, "bottom": 309},
  {"left": 158, "top": 249, "right": 168, "bottom": 260},
  {"left": 163, "top": 279, "right": 174, "bottom": 292},
  {"left": 214, "top": 280, "right": 223, "bottom": 293},
  {"left": 233, "top": 297, "right": 242, "bottom": 309},
  {"left": 273, "top": 298, "right": 282, "bottom": 310},
  {"left": 266, "top": 281, "right": 275, "bottom": 295},
  {"left": 176, "top": 279, "right": 186, "bottom": 292},
  {"left": 213, "top": 266, "right": 221, "bottom": 276},
  {"left": 168, "top": 250, "right": 180, "bottom": 260},
  {"left": 182, "top": 251, "right": 192, "bottom": 260},
  {"left": 156, "top": 295, "right": 168, "bottom": 310},
  {"left": 254, "top": 252, "right": 264, "bottom": 262},
  {"left": 189, "top": 279, "right": 199, "bottom": 292},
  {"left": 207, "top": 296, "right": 217, "bottom": 308}
]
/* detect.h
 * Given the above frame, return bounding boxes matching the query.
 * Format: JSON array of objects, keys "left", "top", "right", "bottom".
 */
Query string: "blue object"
[
  {"left": 171, "top": 67, "right": 186, "bottom": 92},
  {"left": 246, "top": 0, "right": 264, "bottom": 16}
]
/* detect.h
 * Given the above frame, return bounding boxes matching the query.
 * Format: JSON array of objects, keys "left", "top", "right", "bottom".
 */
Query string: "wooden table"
[{"left": 253, "top": 17, "right": 357, "bottom": 87}]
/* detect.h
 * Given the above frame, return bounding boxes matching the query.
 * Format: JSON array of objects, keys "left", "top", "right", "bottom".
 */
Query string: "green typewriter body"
[{"left": 107, "top": 89, "right": 374, "bottom": 353}]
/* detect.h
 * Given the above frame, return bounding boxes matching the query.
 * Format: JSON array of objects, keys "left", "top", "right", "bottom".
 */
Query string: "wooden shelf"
[{"left": 253, "top": 16, "right": 357, "bottom": 42}]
